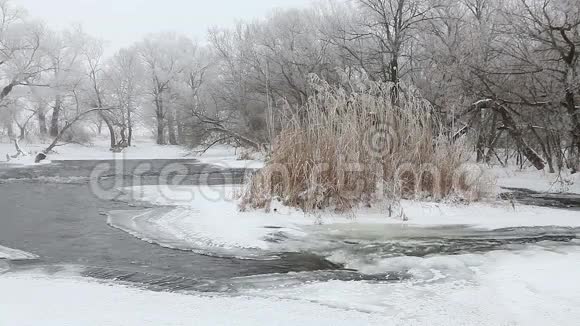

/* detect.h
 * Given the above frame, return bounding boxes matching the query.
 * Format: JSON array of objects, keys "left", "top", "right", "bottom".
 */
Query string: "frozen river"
[{"left": 1, "top": 158, "right": 580, "bottom": 325}]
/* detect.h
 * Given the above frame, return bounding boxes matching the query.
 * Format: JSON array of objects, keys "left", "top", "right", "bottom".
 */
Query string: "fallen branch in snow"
[
  {"left": 195, "top": 136, "right": 233, "bottom": 155},
  {"left": 37, "top": 108, "right": 111, "bottom": 163},
  {"left": 6, "top": 138, "right": 28, "bottom": 161},
  {"left": 471, "top": 99, "right": 546, "bottom": 171},
  {"left": 494, "top": 105, "right": 546, "bottom": 171},
  {"left": 12, "top": 138, "right": 26, "bottom": 156},
  {"left": 190, "top": 109, "right": 266, "bottom": 152}
]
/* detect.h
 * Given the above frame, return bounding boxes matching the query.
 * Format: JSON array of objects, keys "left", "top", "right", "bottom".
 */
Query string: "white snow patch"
[
  {"left": 0, "top": 245, "right": 38, "bottom": 260},
  {"left": 243, "top": 244, "right": 580, "bottom": 325},
  {"left": 0, "top": 272, "right": 386, "bottom": 326},
  {"left": 0, "top": 138, "right": 190, "bottom": 165},
  {"left": 1, "top": 141, "right": 265, "bottom": 171},
  {"left": 0, "top": 142, "right": 45, "bottom": 166},
  {"left": 194, "top": 145, "right": 265, "bottom": 169},
  {"left": 114, "top": 184, "right": 580, "bottom": 260},
  {"left": 125, "top": 184, "right": 580, "bottom": 229},
  {"left": 2, "top": 245, "right": 579, "bottom": 325},
  {"left": 493, "top": 166, "right": 580, "bottom": 193},
  {"left": 398, "top": 200, "right": 580, "bottom": 229},
  {"left": 114, "top": 185, "right": 313, "bottom": 255}
]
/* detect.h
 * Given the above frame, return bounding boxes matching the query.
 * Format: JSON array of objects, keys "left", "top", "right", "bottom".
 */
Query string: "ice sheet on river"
[
  {"left": 109, "top": 185, "right": 580, "bottom": 262},
  {"left": 110, "top": 185, "right": 318, "bottom": 259},
  {"left": 2, "top": 242, "right": 580, "bottom": 325},
  {"left": 237, "top": 243, "right": 580, "bottom": 325},
  {"left": 106, "top": 208, "right": 294, "bottom": 259}
]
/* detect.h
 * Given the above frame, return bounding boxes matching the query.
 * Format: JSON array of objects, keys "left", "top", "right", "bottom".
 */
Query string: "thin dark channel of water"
[{"left": 300, "top": 224, "right": 580, "bottom": 259}]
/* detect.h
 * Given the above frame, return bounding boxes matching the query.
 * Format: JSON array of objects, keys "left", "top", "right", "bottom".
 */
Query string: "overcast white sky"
[{"left": 18, "top": 0, "right": 314, "bottom": 50}]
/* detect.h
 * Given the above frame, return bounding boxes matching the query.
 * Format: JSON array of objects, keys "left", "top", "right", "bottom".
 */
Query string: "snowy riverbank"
[
  {"left": 2, "top": 240, "right": 579, "bottom": 325},
  {"left": 0, "top": 140, "right": 263, "bottom": 169},
  {"left": 113, "top": 184, "right": 580, "bottom": 259},
  {"left": 0, "top": 271, "right": 386, "bottom": 326},
  {"left": 0, "top": 139, "right": 187, "bottom": 164},
  {"left": 100, "top": 181, "right": 580, "bottom": 325},
  {"left": 493, "top": 166, "right": 580, "bottom": 194}
]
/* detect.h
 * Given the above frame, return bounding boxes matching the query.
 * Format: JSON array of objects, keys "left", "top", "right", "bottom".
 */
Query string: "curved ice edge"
[
  {"left": 0, "top": 245, "right": 39, "bottom": 261},
  {"left": 0, "top": 176, "right": 90, "bottom": 184},
  {"left": 106, "top": 209, "right": 280, "bottom": 261}
]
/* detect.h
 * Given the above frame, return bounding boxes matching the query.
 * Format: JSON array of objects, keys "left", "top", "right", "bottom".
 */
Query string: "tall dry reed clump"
[{"left": 241, "top": 76, "right": 491, "bottom": 213}]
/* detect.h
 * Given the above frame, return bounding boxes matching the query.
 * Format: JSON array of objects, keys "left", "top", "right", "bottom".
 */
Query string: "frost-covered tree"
[
  {"left": 137, "top": 33, "right": 194, "bottom": 145},
  {"left": 106, "top": 47, "right": 144, "bottom": 147},
  {"left": 0, "top": 0, "right": 49, "bottom": 103}
]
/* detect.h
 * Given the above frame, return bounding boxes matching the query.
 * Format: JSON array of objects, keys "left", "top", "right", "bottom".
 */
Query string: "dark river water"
[
  {"left": 1, "top": 159, "right": 579, "bottom": 293},
  {"left": 0, "top": 159, "right": 342, "bottom": 291}
]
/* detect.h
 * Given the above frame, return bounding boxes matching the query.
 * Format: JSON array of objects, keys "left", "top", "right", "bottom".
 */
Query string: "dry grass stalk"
[{"left": 240, "top": 75, "right": 492, "bottom": 213}]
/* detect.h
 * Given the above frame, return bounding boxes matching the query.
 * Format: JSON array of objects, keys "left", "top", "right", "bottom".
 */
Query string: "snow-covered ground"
[
  {"left": 240, "top": 242, "right": 580, "bottom": 325},
  {"left": 193, "top": 145, "right": 265, "bottom": 169},
  {"left": 0, "top": 271, "right": 387, "bottom": 326},
  {"left": 1, "top": 242, "right": 579, "bottom": 325},
  {"left": 114, "top": 184, "right": 580, "bottom": 259},
  {"left": 102, "top": 182, "right": 580, "bottom": 325},
  {"left": 493, "top": 166, "right": 580, "bottom": 193},
  {"left": 111, "top": 186, "right": 310, "bottom": 259},
  {"left": 0, "top": 139, "right": 264, "bottom": 170},
  {"left": 0, "top": 138, "right": 188, "bottom": 164}
]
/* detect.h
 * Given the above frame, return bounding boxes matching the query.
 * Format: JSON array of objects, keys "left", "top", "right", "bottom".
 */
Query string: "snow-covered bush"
[
  {"left": 240, "top": 76, "right": 493, "bottom": 212},
  {"left": 61, "top": 123, "right": 94, "bottom": 145}
]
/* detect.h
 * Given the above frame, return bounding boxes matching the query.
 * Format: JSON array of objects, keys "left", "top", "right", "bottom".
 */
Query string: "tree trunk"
[
  {"left": 0, "top": 81, "right": 17, "bottom": 102},
  {"left": 100, "top": 112, "right": 116, "bottom": 149},
  {"left": 528, "top": 125, "right": 554, "bottom": 173},
  {"left": 168, "top": 124, "right": 177, "bottom": 145},
  {"left": 390, "top": 56, "right": 399, "bottom": 105},
  {"left": 167, "top": 107, "right": 178, "bottom": 145},
  {"left": 96, "top": 119, "right": 103, "bottom": 135},
  {"left": 177, "top": 120, "right": 185, "bottom": 144},
  {"left": 155, "top": 94, "right": 166, "bottom": 145},
  {"left": 484, "top": 129, "right": 504, "bottom": 163},
  {"left": 49, "top": 95, "right": 62, "bottom": 137},
  {"left": 564, "top": 89, "right": 580, "bottom": 172},
  {"left": 483, "top": 112, "right": 500, "bottom": 163},
  {"left": 156, "top": 113, "right": 165, "bottom": 145},
  {"left": 495, "top": 104, "right": 545, "bottom": 170},
  {"left": 38, "top": 109, "right": 48, "bottom": 136},
  {"left": 18, "top": 125, "right": 25, "bottom": 141},
  {"left": 120, "top": 128, "right": 127, "bottom": 143},
  {"left": 11, "top": 138, "right": 26, "bottom": 158},
  {"left": 127, "top": 106, "right": 133, "bottom": 147},
  {"left": 475, "top": 109, "right": 486, "bottom": 162},
  {"left": 552, "top": 134, "right": 564, "bottom": 171},
  {"left": 5, "top": 120, "right": 14, "bottom": 139}
]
